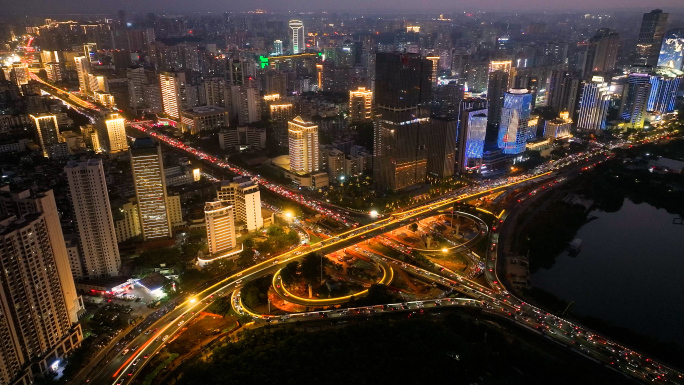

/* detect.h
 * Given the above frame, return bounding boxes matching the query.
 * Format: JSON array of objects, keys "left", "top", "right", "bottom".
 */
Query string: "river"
[{"left": 531, "top": 198, "right": 684, "bottom": 347}]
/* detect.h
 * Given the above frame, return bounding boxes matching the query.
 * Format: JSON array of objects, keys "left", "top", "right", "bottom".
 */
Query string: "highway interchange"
[{"left": 23, "top": 85, "right": 678, "bottom": 384}]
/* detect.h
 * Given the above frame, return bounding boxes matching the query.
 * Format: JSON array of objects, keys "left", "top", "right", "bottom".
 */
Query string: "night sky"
[{"left": 4, "top": 0, "right": 684, "bottom": 15}]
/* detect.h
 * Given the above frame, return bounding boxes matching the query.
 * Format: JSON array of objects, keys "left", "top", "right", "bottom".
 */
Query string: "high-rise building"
[
  {"left": 288, "top": 116, "right": 320, "bottom": 175},
  {"left": 577, "top": 77, "right": 611, "bottom": 130},
  {"left": 545, "top": 70, "right": 581, "bottom": 117},
  {"left": 621, "top": 71, "right": 652, "bottom": 129},
  {"left": 373, "top": 52, "right": 432, "bottom": 191},
  {"left": 166, "top": 195, "right": 184, "bottom": 228},
  {"left": 11, "top": 63, "right": 29, "bottom": 87},
  {"left": 456, "top": 98, "right": 488, "bottom": 174},
  {"left": 129, "top": 137, "right": 172, "bottom": 240},
  {"left": 426, "top": 56, "right": 440, "bottom": 85},
  {"left": 580, "top": 29, "right": 620, "bottom": 77},
  {"left": 636, "top": 9, "right": 669, "bottom": 66},
  {"left": 45, "top": 62, "right": 64, "bottom": 82},
  {"left": 102, "top": 113, "right": 128, "bottom": 153},
  {"left": 113, "top": 198, "right": 140, "bottom": 243},
  {"left": 658, "top": 28, "right": 684, "bottom": 70},
  {"left": 0, "top": 214, "right": 83, "bottom": 384},
  {"left": 274, "top": 39, "right": 283, "bottom": 56},
  {"left": 159, "top": 71, "right": 189, "bottom": 119},
  {"left": 30, "top": 113, "right": 60, "bottom": 158},
  {"left": 487, "top": 61, "right": 512, "bottom": 128},
  {"left": 75, "top": 56, "right": 91, "bottom": 94},
  {"left": 237, "top": 86, "right": 261, "bottom": 125},
  {"left": 0, "top": 187, "right": 81, "bottom": 324},
  {"left": 289, "top": 20, "right": 305, "bottom": 54},
  {"left": 497, "top": 89, "right": 533, "bottom": 154},
  {"left": 204, "top": 200, "right": 236, "bottom": 255},
  {"left": 426, "top": 117, "right": 456, "bottom": 179},
  {"left": 349, "top": 86, "right": 373, "bottom": 122},
  {"left": 647, "top": 66, "right": 684, "bottom": 114},
  {"left": 65, "top": 159, "right": 121, "bottom": 278},
  {"left": 217, "top": 176, "right": 264, "bottom": 231}
]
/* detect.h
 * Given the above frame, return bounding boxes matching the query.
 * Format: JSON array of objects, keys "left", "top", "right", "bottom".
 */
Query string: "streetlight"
[
  {"left": 189, "top": 298, "right": 197, "bottom": 303},
  {"left": 370, "top": 210, "right": 378, "bottom": 219},
  {"left": 442, "top": 247, "right": 448, "bottom": 254}
]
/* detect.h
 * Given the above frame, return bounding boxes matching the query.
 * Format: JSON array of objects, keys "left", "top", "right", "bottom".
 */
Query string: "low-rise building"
[{"left": 180, "top": 105, "right": 229, "bottom": 134}]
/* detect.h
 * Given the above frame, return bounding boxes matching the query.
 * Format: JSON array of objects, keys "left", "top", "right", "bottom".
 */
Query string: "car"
[
  {"left": 143, "top": 354, "right": 148, "bottom": 359},
  {"left": 132, "top": 359, "right": 140, "bottom": 366},
  {"left": 121, "top": 348, "right": 129, "bottom": 355},
  {"left": 162, "top": 335, "right": 169, "bottom": 341}
]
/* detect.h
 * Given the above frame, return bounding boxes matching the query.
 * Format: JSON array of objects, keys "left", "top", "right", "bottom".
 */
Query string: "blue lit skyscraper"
[
  {"left": 657, "top": 29, "right": 684, "bottom": 70},
  {"left": 497, "top": 89, "right": 533, "bottom": 155},
  {"left": 621, "top": 71, "right": 652, "bottom": 129},
  {"left": 456, "top": 98, "right": 488, "bottom": 174},
  {"left": 577, "top": 77, "right": 611, "bottom": 131},
  {"left": 647, "top": 67, "right": 683, "bottom": 114}
]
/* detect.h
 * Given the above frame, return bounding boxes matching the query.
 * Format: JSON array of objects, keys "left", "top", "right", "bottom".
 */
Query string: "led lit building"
[
  {"left": 30, "top": 113, "right": 60, "bottom": 158},
  {"left": 129, "top": 137, "right": 172, "bottom": 240},
  {"left": 636, "top": 9, "right": 669, "bottom": 66},
  {"left": 65, "top": 159, "right": 121, "bottom": 278},
  {"left": 103, "top": 113, "right": 128, "bottom": 153},
  {"left": 204, "top": 200, "right": 236, "bottom": 255},
  {"left": 217, "top": 176, "right": 263, "bottom": 231},
  {"left": 456, "top": 98, "right": 488, "bottom": 174},
  {"left": 621, "top": 71, "right": 652, "bottom": 129},
  {"left": 349, "top": 86, "right": 373, "bottom": 122},
  {"left": 658, "top": 28, "right": 684, "bottom": 70},
  {"left": 159, "top": 71, "right": 189, "bottom": 119},
  {"left": 288, "top": 116, "right": 320, "bottom": 174},
  {"left": 647, "top": 66, "right": 683, "bottom": 114},
  {"left": 0, "top": 214, "right": 83, "bottom": 385},
  {"left": 497, "top": 89, "right": 533, "bottom": 154},
  {"left": 577, "top": 77, "right": 611, "bottom": 130},
  {"left": 273, "top": 39, "right": 283, "bottom": 56},
  {"left": 544, "top": 111, "right": 573, "bottom": 139},
  {"left": 289, "top": 20, "right": 305, "bottom": 54}
]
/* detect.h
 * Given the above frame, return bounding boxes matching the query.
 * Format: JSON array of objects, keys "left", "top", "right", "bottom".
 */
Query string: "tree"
[
  {"left": 409, "top": 223, "right": 418, "bottom": 232},
  {"left": 280, "top": 261, "right": 299, "bottom": 286},
  {"left": 300, "top": 253, "right": 322, "bottom": 285},
  {"left": 237, "top": 248, "right": 255, "bottom": 268}
]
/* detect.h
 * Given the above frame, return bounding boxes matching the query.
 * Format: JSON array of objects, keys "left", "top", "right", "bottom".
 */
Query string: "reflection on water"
[{"left": 532, "top": 199, "right": 684, "bottom": 346}]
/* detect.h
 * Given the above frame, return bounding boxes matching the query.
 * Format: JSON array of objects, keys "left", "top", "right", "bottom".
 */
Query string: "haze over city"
[{"left": 0, "top": 3, "right": 682, "bottom": 385}]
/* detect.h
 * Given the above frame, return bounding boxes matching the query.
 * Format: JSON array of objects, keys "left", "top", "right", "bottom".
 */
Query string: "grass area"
[
  {"left": 143, "top": 353, "right": 179, "bottom": 385},
  {"left": 425, "top": 252, "right": 468, "bottom": 272},
  {"left": 308, "top": 233, "right": 324, "bottom": 244}
]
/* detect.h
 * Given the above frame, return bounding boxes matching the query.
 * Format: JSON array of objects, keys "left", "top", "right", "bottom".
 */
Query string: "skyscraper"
[
  {"left": 497, "top": 89, "right": 533, "bottom": 155},
  {"left": 373, "top": 52, "right": 432, "bottom": 191},
  {"left": 30, "top": 113, "right": 60, "bottom": 158},
  {"left": 577, "top": 77, "right": 611, "bottom": 130},
  {"left": 273, "top": 39, "right": 283, "bottom": 56},
  {"left": 647, "top": 66, "right": 684, "bottom": 114},
  {"left": 0, "top": 214, "right": 83, "bottom": 384},
  {"left": 456, "top": 98, "right": 488, "bottom": 174},
  {"left": 65, "top": 159, "right": 121, "bottom": 278},
  {"left": 204, "top": 201, "right": 236, "bottom": 255},
  {"left": 288, "top": 116, "right": 320, "bottom": 174},
  {"left": 580, "top": 29, "right": 620, "bottom": 78},
  {"left": 102, "top": 113, "right": 128, "bottom": 153},
  {"left": 289, "top": 20, "right": 305, "bottom": 55},
  {"left": 426, "top": 117, "right": 456, "bottom": 179},
  {"left": 159, "top": 71, "right": 189, "bottom": 119},
  {"left": 74, "top": 56, "right": 91, "bottom": 94},
  {"left": 0, "top": 187, "right": 82, "bottom": 324},
  {"left": 217, "top": 176, "right": 264, "bottom": 231},
  {"left": 130, "top": 137, "right": 172, "bottom": 240},
  {"left": 658, "top": 28, "right": 684, "bottom": 70},
  {"left": 636, "top": 9, "right": 669, "bottom": 66},
  {"left": 545, "top": 70, "right": 581, "bottom": 117},
  {"left": 349, "top": 86, "right": 373, "bottom": 122},
  {"left": 621, "top": 70, "right": 652, "bottom": 129},
  {"left": 486, "top": 60, "right": 512, "bottom": 128}
]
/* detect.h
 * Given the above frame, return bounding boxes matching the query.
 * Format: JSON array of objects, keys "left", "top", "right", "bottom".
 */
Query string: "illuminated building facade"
[
  {"left": 498, "top": 89, "right": 533, "bottom": 154},
  {"left": 349, "top": 86, "right": 373, "bottom": 122},
  {"left": 658, "top": 28, "right": 684, "bottom": 70},
  {"left": 204, "top": 200, "right": 236, "bottom": 255},
  {"left": 30, "top": 113, "right": 60, "bottom": 158},
  {"left": 74, "top": 56, "right": 91, "bottom": 93},
  {"left": 217, "top": 176, "right": 263, "bottom": 231},
  {"left": 288, "top": 116, "right": 320, "bottom": 174},
  {"left": 129, "top": 138, "right": 172, "bottom": 240},
  {"left": 487, "top": 60, "right": 512, "bottom": 127},
  {"left": 544, "top": 111, "right": 573, "bottom": 139},
  {"left": 274, "top": 40, "right": 283, "bottom": 56},
  {"left": 456, "top": 98, "right": 488, "bottom": 174},
  {"left": 621, "top": 72, "right": 652, "bottom": 129},
  {"left": 289, "top": 20, "right": 305, "bottom": 54},
  {"left": 103, "top": 113, "right": 128, "bottom": 153},
  {"left": 577, "top": 77, "right": 611, "bottom": 130},
  {"left": 65, "top": 159, "right": 121, "bottom": 278},
  {"left": 159, "top": 71, "right": 188, "bottom": 119},
  {"left": 647, "top": 67, "right": 683, "bottom": 114}
]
